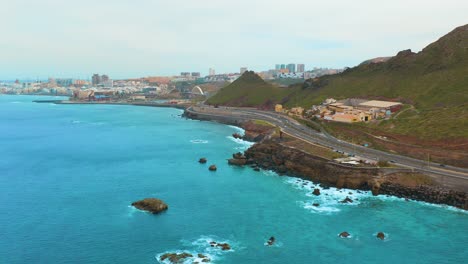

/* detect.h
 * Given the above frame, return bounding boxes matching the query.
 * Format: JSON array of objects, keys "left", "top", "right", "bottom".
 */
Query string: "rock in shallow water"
[
  {"left": 339, "top": 232, "right": 350, "bottom": 238},
  {"left": 341, "top": 197, "right": 353, "bottom": 203},
  {"left": 160, "top": 252, "right": 192, "bottom": 263},
  {"left": 199, "top": 158, "right": 207, "bottom": 164},
  {"left": 209, "top": 165, "right": 217, "bottom": 171},
  {"left": 312, "top": 188, "right": 321, "bottom": 196},
  {"left": 377, "top": 232, "right": 385, "bottom": 240},
  {"left": 131, "top": 198, "right": 168, "bottom": 214}
]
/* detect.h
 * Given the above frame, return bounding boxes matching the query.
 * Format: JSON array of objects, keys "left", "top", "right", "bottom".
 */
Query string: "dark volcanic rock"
[
  {"left": 131, "top": 198, "right": 168, "bottom": 214},
  {"left": 208, "top": 241, "right": 231, "bottom": 251},
  {"left": 228, "top": 158, "right": 247, "bottom": 166},
  {"left": 233, "top": 152, "right": 245, "bottom": 159},
  {"left": 254, "top": 167, "right": 260, "bottom": 171},
  {"left": 267, "top": 236, "right": 275, "bottom": 246},
  {"left": 339, "top": 232, "right": 350, "bottom": 238},
  {"left": 232, "top": 133, "right": 243, "bottom": 139},
  {"left": 217, "top": 243, "right": 231, "bottom": 251},
  {"left": 199, "top": 157, "right": 207, "bottom": 164},
  {"left": 160, "top": 252, "right": 193, "bottom": 263},
  {"left": 209, "top": 165, "right": 217, "bottom": 171},
  {"left": 312, "top": 203, "right": 320, "bottom": 207},
  {"left": 341, "top": 197, "right": 353, "bottom": 203},
  {"left": 376, "top": 232, "right": 385, "bottom": 240},
  {"left": 312, "top": 188, "right": 321, "bottom": 196}
]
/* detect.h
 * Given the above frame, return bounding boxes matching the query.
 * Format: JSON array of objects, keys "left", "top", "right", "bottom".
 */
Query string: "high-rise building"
[
  {"left": 101, "top": 75, "right": 109, "bottom": 83},
  {"left": 275, "top": 64, "right": 281, "bottom": 70},
  {"left": 181, "top": 72, "right": 191, "bottom": 77},
  {"left": 240, "top": 67, "right": 248, "bottom": 74},
  {"left": 56, "top": 78, "right": 73, "bottom": 87},
  {"left": 92, "top": 74, "right": 101, "bottom": 86},
  {"left": 297, "top": 64, "right": 305, "bottom": 73},
  {"left": 209, "top": 68, "right": 215, "bottom": 76},
  {"left": 287, "top": 63, "right": 296, "bottom": 73},
  {"left": 191, "top": 72, "right": 201, "bottom": 77},
  {"left": 280, "top": 64, "right": 286, "bottom": 69}
]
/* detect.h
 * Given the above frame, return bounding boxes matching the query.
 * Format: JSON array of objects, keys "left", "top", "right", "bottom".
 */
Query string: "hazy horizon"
[{"left": 1, "top": 0, "right": 467, "bottom": 79}]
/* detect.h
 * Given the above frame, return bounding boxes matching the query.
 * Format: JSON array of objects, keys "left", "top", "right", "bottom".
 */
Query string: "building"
[
  {"left": 209, "top": 68, "right": 215, "bottom": 76},
  {"left": 191, "top": 72, "right": 201, "bottom": 77},
  {"left": 275, "top": 104, "right": 283, "bottom": 112},
  {"left": 357, "top": 100, "right": 402, "bottom": 113},
  {"left": 280, "top": 64, "right": 286, "bottom": 69},
  {"left": 240, "top": 67, "right": 248, "bottom": 74},
  {"left": 289, "top": 107, "right": 304, "bottom": 116},
  {"left": 275, "top": 64, "right": 281, "bottom": 70},
  {"left": 56, "top": 78, "right": 73, "bottom": 87},
  {"left": 101, "top": 75, "right": 109, "bottom": 83},
  {"left": 297, "top": 64, "right": 305, "bottom": 73},
  {"left": 92, "top": 74, "right": 101, "bottom": 86},
  {"left": 181, "top": 72, "right": 191, "bottom": 78},
  {"left": 287, "top": 63, "right": 296, "bottom": 73},
  {"left": 332, "top": 113, "right": 359, "bottom": 123}
]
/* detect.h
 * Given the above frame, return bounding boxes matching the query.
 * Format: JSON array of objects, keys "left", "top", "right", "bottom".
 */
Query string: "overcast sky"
[{"left": 1, "top": 0, "right": 467, "bottom": 80}]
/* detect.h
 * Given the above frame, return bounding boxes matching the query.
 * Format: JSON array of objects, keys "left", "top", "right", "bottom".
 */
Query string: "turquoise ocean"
[{"left": 0, "top": 95, "right": 467, "bottom": 264}]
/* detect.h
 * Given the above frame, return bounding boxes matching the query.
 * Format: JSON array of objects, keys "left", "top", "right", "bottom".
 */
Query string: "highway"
[{"left": 187, "top": 105, "right": 468, "bottom": 183}]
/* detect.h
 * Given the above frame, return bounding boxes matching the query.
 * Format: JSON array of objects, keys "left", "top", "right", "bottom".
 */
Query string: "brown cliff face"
[
  {"left": 243, "top": 140, "right": 467, "bottom": 209},
  {"left": 244, "top": 140, "right": 378, "bottom": 190}
]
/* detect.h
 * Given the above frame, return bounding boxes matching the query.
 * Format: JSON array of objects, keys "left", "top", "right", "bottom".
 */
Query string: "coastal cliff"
[
  {"left": 184, "top": 109, "right": 467, "bottom": 210},
  {"left": 242, "top": 140, "right": 467, "bottom": 209}
]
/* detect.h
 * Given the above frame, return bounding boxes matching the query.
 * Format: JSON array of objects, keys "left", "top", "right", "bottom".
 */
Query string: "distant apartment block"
[
  {"left": 209, "top": 68, "right": 215, "bottom": 76},
  {"left": 297, "top": 64, "right": 305, "bottom": 73}
]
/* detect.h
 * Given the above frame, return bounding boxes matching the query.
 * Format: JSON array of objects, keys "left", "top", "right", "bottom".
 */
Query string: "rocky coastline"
[
  {"left": 240, "top": 140, "right": 467, "bottom": 209},
  {"left": 184, "top": 109, "right": 467, "bottom": 210}
]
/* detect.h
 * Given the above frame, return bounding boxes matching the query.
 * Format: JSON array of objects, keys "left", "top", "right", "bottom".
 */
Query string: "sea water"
[{"left": 0, "top": 95, "right": 466, "bottom": 264}]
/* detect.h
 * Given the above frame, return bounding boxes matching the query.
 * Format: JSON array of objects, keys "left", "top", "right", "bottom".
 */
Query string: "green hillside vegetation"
[
  {"left": 206, "top": 71, "right": 294, "bottom": 108},
  {"left": 207, "top": 25, "right": 468, "bottom": 139}
]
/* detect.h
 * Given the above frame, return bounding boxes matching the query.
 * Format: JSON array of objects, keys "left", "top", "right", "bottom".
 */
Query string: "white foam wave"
[
  {"left": 10, "top": 101, "right": 21, "bottom": 104},
  {"left": 71, "top": 120, "right": 82, "bottom": 124},
  {"left": 261, "top": 170, "right": 278, "bottom": 177},
  {"left": 226, "top": 136, "right": 254, "bottom": 150},
  {"left": 285, "top": 177, "right": 373, "bottom": 214},
  {"left": 228, "top": 125, "right": 245, "bottom": 135},
  {"left": 190, "top": 139, "right": 209, "bottom": 144}
]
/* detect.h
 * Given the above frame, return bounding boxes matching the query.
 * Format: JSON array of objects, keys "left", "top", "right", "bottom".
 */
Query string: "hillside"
[
  {"left": 208, "top": 25, "right": 467, "bottom": 141},
  {"left": 206, "top": 71, "right": 293, "bottom": 108},
  {"left": 289, "top": 24, "right": 468, "bottom": 110}
]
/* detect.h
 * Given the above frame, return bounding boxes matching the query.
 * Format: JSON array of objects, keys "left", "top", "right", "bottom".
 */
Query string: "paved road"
[{"left": 187, "top": 105, "right": 468, "bottom": 183}]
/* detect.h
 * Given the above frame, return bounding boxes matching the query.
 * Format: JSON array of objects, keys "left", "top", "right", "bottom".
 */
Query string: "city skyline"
[{"left": 1, "top": 0, "right": 467, "bottom": 79}]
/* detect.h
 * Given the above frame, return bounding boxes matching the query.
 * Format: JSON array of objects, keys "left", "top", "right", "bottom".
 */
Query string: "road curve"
[{"left": 187, "top": 105, "right": 468, "bottom": 182}]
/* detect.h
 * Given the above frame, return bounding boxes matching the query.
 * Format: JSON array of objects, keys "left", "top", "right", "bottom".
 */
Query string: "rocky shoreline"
[
  {"left": 184, "top": 110, "right": 467, "bottom": 210},
  {"left": 240, "top": 140, "right": 467, "bottom": 209}
]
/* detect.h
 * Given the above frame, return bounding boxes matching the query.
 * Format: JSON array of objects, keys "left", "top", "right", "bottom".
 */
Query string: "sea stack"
[
  {"left": 339, "top": 232, "right": 350, "bottom": 238},
  {"left": 131, "top": 198, "right": 168, "bottom": 214},
  {"left": 377, "top": 232, "right": 385, "bottom": 240}
]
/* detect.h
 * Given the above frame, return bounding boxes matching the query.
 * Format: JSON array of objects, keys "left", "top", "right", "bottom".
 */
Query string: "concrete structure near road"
[
  {"left": 275, "top": 104, "right": 283, "bottom": 113},
  {"left": 240, "top": 67, "right": 248, "bottom": 74},
  {"left": 289, "top": 107, "right": 304, "bottom": 117}
]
